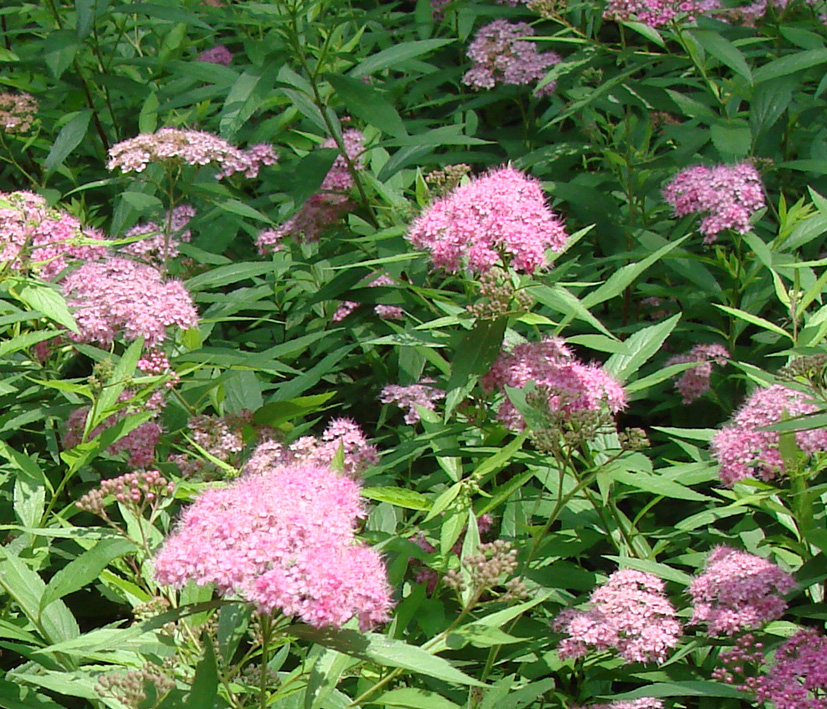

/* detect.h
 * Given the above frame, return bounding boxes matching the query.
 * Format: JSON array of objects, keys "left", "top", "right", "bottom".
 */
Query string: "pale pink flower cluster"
[
  {"left": 62, "top": 257, "right": 198, "bottom": 348},
  {"left": 710, "top": 384, "right": 827, "bottom": 487},
  {"left": 603, "top": 0, "right": 716, "bottom": 25},
  {"left": 380, "top": 380, "right": 445, "bottom": 424},
  {"left": 752, "top": 629, "right": 827, "bottom": 708},
  {"left": 666, "top": 343, "right": 729, "bottom": 403},
  {"left": 0, "top": 190, "right": 107, "bottom": 280},
  {"left": 119, "top": 205, "right": 195, "bottom": 265},
  {"left": 407, "top": 166, "right": 568, "bottom": 275},
  {"left": 332, "top": 273, "right": 405, "bottom": 322},
  {"left": 572, "top": 700, "right": 664, "bottom": 709},
  {"left": 198, "top": 45, "right": 233, "bottom": 65},
  {"left": 553, "top": 569, "right": 682, "bottom": 664},
  {"left": 482, "top": 336, "right": 626, "bottom": 430},
  {"left": 107, "top": 127, "right": 277, "bottom": 179},
  {"left": 689, "top": 546, "right": 796, "bottom": 636},
  {"left": 257, "top": 130, "right": 364, "bottom": 252},
  {"left": 663, "top": 162, "right": 765, "bottom": 243},
  {"left": 246, "top": 417, "right": 379, "bottom": 480},
  {"left": 463, "top": 21, "right": 561, "bottom": 97},
  {"left": 153, "top": 454, "right": 393, "bottom": 629},
  {"left": 63, "top": 391, "right": 165, "bottom": 468},
  {"left": 0, "top": 92, "right": 37, "bottom": 133}
]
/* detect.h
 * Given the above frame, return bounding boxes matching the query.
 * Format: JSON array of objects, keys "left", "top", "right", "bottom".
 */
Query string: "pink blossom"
[
  {"left": 332, "top": 300, "right": 359, "bottom": 322},
  {"left": 119, "top": 205, "right": 195, "bottom": 264},
  {"left": 572, "top": 700, "right": 664, "bottom": 709},
  {"left": 710, "top": 384, "right": 827, "bottom": 486},
  {"left": 553, "top": 569, "right": 682, "bottom": 664},
  {"left": 753, "top": 629, "right": 827, "bottom": 708},
  {"left": 330, "top": 273, "right": 405, "bottom": 321},
  {"left": 663, "top": 162, "right": 765, "bottom": 243},
  {"left": 198, "top": 45, "right": 232, "bottom": 65},
  {"left": 380, "top": 381, "right": 445, "bottom": 424},
  {"left": 689, "top": 546, "right": 795, "bottom": 636},
  {"left": 0, "top": 92, "right": 37, "bottom": 133},
  {"left": 0, "top": 190, "right": 107, "bottom": 280},
  {"left": 463, "top": 21, "right": 561, "bottom": 97},
  {"left": 666, "top": 343, "right": 729, "bottom": 403},
  {"left": 62, "top": 257, "right": 198, "bottom": 348},
  {"left": 154, "top": 458, "right": 393, "bottom": 629},
  {"left": 107, "top": 127, "right": 277, "bottom": 179},
  {"left": 603, "top": 0, "right": 720, "bottom": 25},
  {"left": 407, "top": 166, "right": 568, "bottom": 275},
  {"left": 483, "top": 336, "right": 626, "bottom": 430}
]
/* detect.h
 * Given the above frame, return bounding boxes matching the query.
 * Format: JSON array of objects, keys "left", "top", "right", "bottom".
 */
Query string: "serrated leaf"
[{"left": 18, "top": 284, "right": 79, "bottom": 333}]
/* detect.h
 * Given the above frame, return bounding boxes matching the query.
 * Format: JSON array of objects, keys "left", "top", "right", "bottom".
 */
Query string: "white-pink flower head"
[{"left": 406, "top": 166, "right": 568, "bottom": 275}]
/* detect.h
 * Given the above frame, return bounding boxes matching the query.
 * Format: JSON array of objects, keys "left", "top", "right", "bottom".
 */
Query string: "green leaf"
[
  {"left": 604, "top": 555, "right": 693, "bottom": 584},
  {"left": 349, "top": 39, "right": 454, "bottom": 78},
  {"left": 750, "top": 79, "right": 792, "bottom": 136},
  {"left": 689, "top": 30, "right": 752, "bottom": 82},
  {"left": 75, "top": 0, "right": 96, "bottom": 39},
  {"left": 0, "top": 679, "right": 66, "bottom": 709},
  {"left": 92, "top": 337, "right": 144, "bottom": 428},
  {"left": 18, "top": 284, "right": 79, "bottom": 333},
  {"left": 44, "top": 110, "right": 92, "bottom": 172},
  {"left": 290, "top": 148, "right": 340, "bottom": 206},
  {"left": 754, "top": 48, "right": 827, "bottom": 83},
  {"left": 253, "top": 392, "right": 337, "bottom": 427},
  {"left": 613, "top": 681, "right": 744, "bottom": 699},
  {"left": 40, "top": 538, "right": 135, "bottom": 611},
  {"left": 713, "top": 303, "right": 792, "bottom": 340},
  {"left": 289, "top": 627, "right": 485, "bottom": 687},
  {"left": 186, "top": 262, "right": 278, "bottom": 291},
  {"left": 604, "top": 313, "right": 680, "bottom": 381},
  {"left": 711, "top": 121, "right": 752, "bottom": 160},
  {"left": 216, "top": 197, "right": 273, "bottom": 224},
  {"left": 113, "top": 3, "right": 212, "bottom": 29},
  {"left": 327, "top": 74, "right": 407, "bottom": 138},
  {"left": 0, "top": 330, "right": 59, "bottom": 359},
  {"left": 305, "top": 648, "right": 356, "bottom": 709},
  {"left": 444, "top": 317, "right": 506, "bottom": 417},
  {"left": 220, "top": 69, "right": 262, "bottom": 138},
  {"left": 362, "top": 487, "right": 431, "bottom": 510},
  {"left": 373, "top": 689, "right": 460, "bottom": 709},
  {"left": 186, "top": 639, "right": 219, "bottom": 708}
]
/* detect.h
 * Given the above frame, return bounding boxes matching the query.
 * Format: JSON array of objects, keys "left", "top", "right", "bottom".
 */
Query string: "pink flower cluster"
[
  {"left": 554, "top": 569, "right": 682, "bottom": 664},
  {"left": 666, "top": 343, "right": 729, "bottom": 403},
  {"left": 332, "top": 273, "right": 405, "bottom": 322},
  {"left": 753, "top": 629, "right": 827, "bottom": 709},
  {"left": 463, "top": 21, "right": 561, "bottom": 97},
  {"left": 257, "top": 130, "right": 364, "bottom": 251},
  {"left": 407, "top": 166, "right": 568, "bottom": 275},
  {"left": 603, "top": 0, "right": 716, "bottom": 26},
  {"left": 572, "top": 700, "right": 664, "bottom": 709},
  {"left": 107, "top": 127, "right": 277, "bottom": 179},
  {"left": 198, "top": 45, "right": 233, "bottom": 65},
  {"left": 689, "top": 546, "right": 795, "bottom": 636},
  {"left": 153, "top": 455, "right": 393, "bottom": 629},
  {"left": 119, "top": 205, "right": 195, "bottom": 265},
  {"left": 245, "top": 418, "right": 379, "bottom": 480},
  {"left": 0, "top": 92, "right": 37, "bottom": 133},
  {"left": 663, "top": 162, "right": 765, "bottom": 244},
  {"left": 64, "top": 391, "right": 165, "bottom": 468},
  {"left": 710, "top": 384, "right": 827, "bottom": 486},
  {"left": 62, "top": 257, "right": 198, "bottom": 348},
  {"left": 482, "top": 336, "right": 626, "bottom": 430},
  {"left": 0, "top": 190, "right": 107, "bottom": 281},
  {"left": 380, "top": 380, "right": 445, "bottom": 424}
]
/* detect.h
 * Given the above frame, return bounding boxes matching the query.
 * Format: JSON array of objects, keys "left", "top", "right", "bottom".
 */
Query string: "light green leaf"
[
  {"left": 604, "top": 313, "right": 680, "bottom": 381},
  {"left": 373, "top": 689, "right": 460, "bottom": 709},
  {"left": 754, "top": 48, "right": 827, "bottom": 83},
  {"left": 350, "top": 39, "right": 454, "bottom": 78},
  {"left": 362, "top": 487, "right": 431, "bottom": 510},
  {"left": 713, "top": 303, "right": 792, "bottom": 340},
  {"left": 18, "top": 284, "right": 79, "bottom": 333}
]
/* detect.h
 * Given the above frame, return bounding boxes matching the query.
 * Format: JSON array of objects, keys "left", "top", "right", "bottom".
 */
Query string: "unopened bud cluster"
[
  {"left": 527, "top": 386, "right": 616, "bottom": 453},
  {"left": 618, "top": 427, "right": 650, "bottom": 451},
  {"left": 95, "top": 665, "right": 175, "bottom": 708},
  {"left": 425, "top": 164, "right": 472, "bottom": 197},
  {"left": 76, "top": 469, "right": 175, "bottom": 518},
  {"left": 777, "top": 354, "right": 827, "bottom": 394},
  {"left": 444, "top": 540, "right": 522, "bottom": 598},
  {"left": 467, "top": 268, "right": 534, "bottom": 319}
]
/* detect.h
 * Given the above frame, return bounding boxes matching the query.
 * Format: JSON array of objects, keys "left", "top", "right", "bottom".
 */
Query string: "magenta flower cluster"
[
  {"left": 197, "top": 45, "right": 233, "bottom": 65},
  {"left": 257, "top": 130, "right": 364, "bottom": 251},
  {"left": 463, "top": 21, "right": 561, "bottom": 97},
  {"left": 663, "top": 162, "right": 765, "bottom": 244},
  {"left": 379, "top": 380, "right": 445, "bottom": 424},
  {"left": 62, "top": 257, "right": 198, "bottom": 348},
  {"left": 482, "top": 336, "right": 626, "bottom": 430},
  {"left": 603, "top": 0, "right": 717, "bottom": 26},
  {"left": 710, "top": 384, "right": 827, "bottom": 487},
  {"left": 107, "top": 127, "right": 277, "bottom": 179},
  {"left": 119, "top": 205, "right": 195, "bottom": 265},
  {"left": 153, "top": 452, "right": 393, "bottom": 630},
  {"left": 554, "top": 569, "right": 682, "bottom": 664},
  {"left": 666, "top": 343, "right": 729, "bottom": 403},
  {"left": 407, "top": 166, "right": 568, "bottom": 275},
  {"left": 689, "top": 546, "right": 796, "bottom": 636},
  {"left": 752, "top": 629, "right": 827, "bottom": 709},
  {"left": 1, "top": 190, "right": 107, "bottom": 281}
]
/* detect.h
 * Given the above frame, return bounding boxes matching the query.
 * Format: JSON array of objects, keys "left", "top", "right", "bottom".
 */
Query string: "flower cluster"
[
  {"left": 406, "top": 166, "right": 568, "bottom": 275},
  {"left": 119, "top": 205, "right": 195, "bottom": 265},
  {"left": 154, "top": 455, "right": 393, "bottom": 630},
  {"left": 257, "top": 130, "right": 364, "bottom": 251},
  {"left": 666, "top": 343, "right": 729, "bottom": 403},
  {"left": 62, "top": 257, "right": 198, "bottom": 348},
  {"left": 603, "top": 0, "right": 715, "bottom": 26},
  {"left": 0, "top": 92, "right": 37, "bottom": 133},
  {"left": 332, "top": 272, "right": 405, "bottom": 322},
  {"left": 198, "top": 45, "right": 233, "bottom": 65},
  {"left": 689, "top": 546, "right": 796, "bottom": 635},
  {"left": 752, "top": 629, "right": 827, "bottom": 708},
  {"left": 463, "top": 20, "right": 561, "bottom": 96},
  {"left": 663, "top": 162, "right": 765, "bottom": 243},
  {"left": 710, "top": 384, "right": 827, "bottom": 486},
  {"left": 380, "top": 380, "right": 445, "bottom": 424},
  {"left": 107, "top": 127, "right": 277, "bottom": 179},
  {"left": 482, "top": 336, "right": 626, "bottom": 431},
  {"left": 554, "top": 569, "right": 682, "bottom": 664},
  {"left": 0, "top": 190, "right": 107, "bottom": 280}
]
